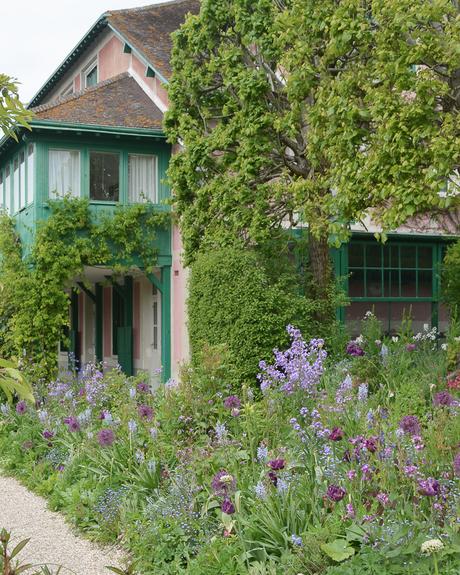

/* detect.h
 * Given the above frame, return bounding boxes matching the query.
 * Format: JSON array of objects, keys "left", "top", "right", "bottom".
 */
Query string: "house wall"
[{"left": 172, "top": 225, "right": 189, "bottom": 379}]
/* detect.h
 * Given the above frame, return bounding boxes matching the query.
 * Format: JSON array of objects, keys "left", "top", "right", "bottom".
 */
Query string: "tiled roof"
[
  {"left": 31, "top": 73, "right": 163, "bottom": 131},
  {"left": 107, "top": 0, "right": 200, "bottom": 80}
]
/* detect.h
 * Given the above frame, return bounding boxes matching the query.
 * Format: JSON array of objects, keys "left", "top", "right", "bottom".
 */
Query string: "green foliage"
[
  {"left": 166, "top": 0, "right": 460, "bottom": 282},
  {"left": 0, "top": 197, "right": 167, "bottom": 381},
  {"left": 188, "top": 245, "right": 319, "bottom": 382},
  {"left": 0, "top": 358, "right": 34, "bottom": 403},
  {"left": 443, "top": 239, "right": 460, "bottom": 312},
  {"left": 0, "top": 319, "right": 459, "bottom": 575},
  {"left": 0, "top": 74, "right": 32, "bottom": 140}
]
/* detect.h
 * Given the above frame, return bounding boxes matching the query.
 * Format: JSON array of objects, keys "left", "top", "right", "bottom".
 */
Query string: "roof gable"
[
  {"left": 31, "top": 73, "right": 163, "bottom": 131},
  {"left": 107, "top": 0, "right": 200, "bottom": 81},
  {"left": 29, "top": 0, "right": 200, "bottom": 108}
]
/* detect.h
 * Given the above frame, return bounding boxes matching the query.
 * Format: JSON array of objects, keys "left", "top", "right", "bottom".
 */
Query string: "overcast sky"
[{"left": 0, "top": 0, "right": 164, "bottom": 103}]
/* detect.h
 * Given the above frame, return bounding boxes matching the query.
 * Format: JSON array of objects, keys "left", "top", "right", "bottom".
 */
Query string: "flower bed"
[{"left": 0, "top": 316, "right": 459, "bottom": 574}]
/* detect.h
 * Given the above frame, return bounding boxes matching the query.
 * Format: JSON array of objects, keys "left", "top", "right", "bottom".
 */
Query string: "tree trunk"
[{"left": 308, "top": 233, "right": 334, "bottom": 325}]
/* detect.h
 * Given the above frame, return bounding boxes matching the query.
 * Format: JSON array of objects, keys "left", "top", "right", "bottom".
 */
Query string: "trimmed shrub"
[{"left": 187, "top": 245, "right": 317, "bottom": 383}]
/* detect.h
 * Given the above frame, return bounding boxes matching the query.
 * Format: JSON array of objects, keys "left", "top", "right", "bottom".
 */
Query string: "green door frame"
[{"left": 146, "top": 266, "right": 171, "bottom": 382}]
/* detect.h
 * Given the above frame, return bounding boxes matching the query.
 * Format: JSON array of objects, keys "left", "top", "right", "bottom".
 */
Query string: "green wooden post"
[
  {"left": 161, "top": 266, "right": 171, "bottom": 382},
  {"left": 70, "top": 290, "right": 80, "bottom": 369},
  {"left": 95, "top": 283, "right": 103, "bottom": 363}
]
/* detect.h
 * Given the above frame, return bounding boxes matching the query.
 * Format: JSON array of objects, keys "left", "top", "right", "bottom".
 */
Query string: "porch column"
[
  {"left": 161, "top": 266, "right": 171, "bottom": 382},
  {"left": 95, "top": 283, "right": 103, "bottom": 363}
]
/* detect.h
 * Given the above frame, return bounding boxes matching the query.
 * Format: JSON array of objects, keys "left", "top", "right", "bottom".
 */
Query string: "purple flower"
[
  {"left": 406, "top": 343, "right": 417, "bottom": 352},
  {"left": 268, "top": 471, "right": 278, "bottom": 486},
  {"left": 345, "top": 503, "right": 355, "bottom": 518},
  {"left": 65, "top": 416, "right": 81, "bottom": 433},
  {"left": 433, "top": 391, "right": 454, "bottom": 407},
  {"left": 223, "top": 395, "right": 241, "bottom": 409},
  {"left": 454, "top": 452, "right": 460, "bottom": 478},
  {"left": 268, "top": 459, "right": 286, "bottom": 471},
  {"left": 399, "top": 415, "right": 421, "bottom": 436},
  {"left": 136, "top": 382, "right": 150, "bottom": 394},
  {"left": 364, "top": 436, "right": 379, "bottom": 453},
  {"left": 16, "top": 401, "right": 27, "bottom": 415},
  {"left": 326, "top": 485, "right": 346, "bottom": 502},
  {"left": 42, "top": 430, "right": 54, "bottom": 440},
  {"left": 347, "top": 469, "right": 357, "bottom": 480},
  {"left": 138, "top": 404, "right": 154, "bottom": 421},
  {"left": 329, "top": 427, "right": 344, "bottom": 441},
  {"left": 211, "top": 470, "right": 236, "bottom": 496},
  {"left": 418, "top": 477, "right": 440, "bottom": 497},
  {"left": 97, "top": 428, "right": 115, "bottom": 447},
  {"left": 376, "top": 492, "right": 390, "bottom": 506},
  {"left": 221, "top": 498, "right": 235, "bottom": 515},
  {"left": 291, "top": 534, "right": 303, "bottom": 546},
  {"left": 346, "top": 341, "right": 365, "bottom": 357}
]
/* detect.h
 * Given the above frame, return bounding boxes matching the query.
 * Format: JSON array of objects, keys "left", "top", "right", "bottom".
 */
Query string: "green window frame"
[{"left": 348, "top": 242, "right": 436, "bottom": 301}]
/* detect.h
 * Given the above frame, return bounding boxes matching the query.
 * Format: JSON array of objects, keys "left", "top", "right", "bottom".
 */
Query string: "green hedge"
[{"left": 188, "top": 245, "right": 317, "bottom": 383}]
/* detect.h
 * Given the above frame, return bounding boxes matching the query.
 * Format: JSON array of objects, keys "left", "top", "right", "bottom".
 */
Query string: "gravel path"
[{"left": 0, "top": 475, "right": 126, "bottom": 574}]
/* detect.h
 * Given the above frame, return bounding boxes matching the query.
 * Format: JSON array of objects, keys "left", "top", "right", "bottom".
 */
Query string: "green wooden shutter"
[{"left": 117, "top": 326, "right": 133, "bottom": 376}]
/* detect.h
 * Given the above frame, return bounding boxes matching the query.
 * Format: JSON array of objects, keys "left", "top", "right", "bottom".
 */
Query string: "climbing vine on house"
[{"left": 0, "top": 197, "right": 168, "bottom": 382}]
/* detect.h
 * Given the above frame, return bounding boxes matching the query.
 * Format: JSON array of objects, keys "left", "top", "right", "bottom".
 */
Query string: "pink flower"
[
  {"left": 97, "top": 428, "right": 115, "bottom": 447},
  {"left": 326, "top": 485, "right": 346, "bottom": 502},
  {"left": 329, "top": 427, "right": 344, "bottom": 441}
]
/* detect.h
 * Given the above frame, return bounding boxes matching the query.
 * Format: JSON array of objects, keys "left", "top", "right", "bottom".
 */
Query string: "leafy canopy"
[
  {"left": 0, "top": 74, "right": 32, "bottom": 139},
  {"left": 166, "top": 0, "right": 460, "bottom": 265}
]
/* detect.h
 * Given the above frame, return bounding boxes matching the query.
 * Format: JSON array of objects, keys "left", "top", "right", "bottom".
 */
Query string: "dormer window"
[{"left": 83, "top": 57, "right": 98, "bottom": 88}]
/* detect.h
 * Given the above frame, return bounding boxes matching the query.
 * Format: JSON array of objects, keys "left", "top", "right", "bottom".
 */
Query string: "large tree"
[{"left": 165, "top": 0, "right": 460, "bottom": 303}]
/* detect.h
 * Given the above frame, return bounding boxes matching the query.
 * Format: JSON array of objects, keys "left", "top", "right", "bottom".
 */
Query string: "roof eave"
[{"left": 30, "top": 119, "right": 166, "bottom": 138}]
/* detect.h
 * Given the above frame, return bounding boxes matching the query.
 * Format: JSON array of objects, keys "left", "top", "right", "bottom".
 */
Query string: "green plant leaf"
[{"left": 321, "top": 539, "right": 355, "bottom": 562}]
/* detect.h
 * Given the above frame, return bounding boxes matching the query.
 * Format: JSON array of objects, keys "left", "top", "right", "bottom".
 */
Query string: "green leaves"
[
  {"left": 321, "top": 538, "right": 356, "bottom": 562},
  {"left": 0, "top": 74, "right": 33, "bottom": 140},
  {"left": 0, "top": 358, "right": 34, "bottom": 403}
]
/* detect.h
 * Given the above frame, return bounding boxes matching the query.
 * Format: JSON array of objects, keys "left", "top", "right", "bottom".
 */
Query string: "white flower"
[
  {"left": 401, "top": 90, "right": 417, "bottom": 103},
  {"left": 441, "top": 343, "right": 448, "bottom": 351},
  {"left": 421, "top": 539, "right": 444, "bottom": 554},
  {"left": 391, "top": 336, "right": 399, "bottom": 343},
  {"left": 355, "top": 334, "right": 364, "bottom": 345}
]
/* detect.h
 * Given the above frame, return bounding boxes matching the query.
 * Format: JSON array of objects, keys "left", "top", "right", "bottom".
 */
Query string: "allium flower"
[
  {"left": 268, "top": 459, "right": 285, "bottom": 471},
  {"left": 268, "top": 471, "right": 278, "bottom": 486},
  {"left": 406, "top": 343, "right": 416, "bottom": 352},
  {"left": 223, "top": 395, "right": 241, "bottom": 409},
  {"left": 433, "top": 391, "right": 454, "bottom": 407},
  {"left": 42, "top": 430, "right": 54, "bottom": 440},
  {"left": 138, "top": 404, "right": 154, "bottom": 421},
  {"left": 221, "top": 498, "right": 235, "bottom": 515},
  {"left": 65, "top": 416, "right": 80, "bottom": 432},
  {"left": 291, "top": 534, "right": 303, "bottom": 547},
  {"left": 346, "top": 341, "right": 364, "bottom": 356},
  {"left": 212, "top": 470, "right": 236, "bottom": 496},
  {"left": 16, "top": 401, "right": 27, "bottom": 415},
  {"left": 399, "top": 415, "right": 421, "bottom": 436},
  {"left": 97, "top": 428, "right": 115, "bottom": 447},
  {"left": 326, "top": 485, "right": 346, "bottom": 502},
  {"left": 418, "top": 477, "right": 440, "bottom": 497},
  {"left": 329, "top": 427, "right": 344, "bottom": 441},
  {"left": 421, "top": 539, "right": 444, "bottom": 554},
  {"left": 453, "top": 452, "right": 460, "bottom": 477},
  {"left": 136, "top": 382, "right": 150, "bottom": 394}
]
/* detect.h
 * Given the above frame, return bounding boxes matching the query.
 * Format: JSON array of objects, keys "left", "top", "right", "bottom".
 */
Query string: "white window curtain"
[
  {"left": 49, "top": 150, "right": 80, "bottom": 198},
  {"left": 128, "top": 154, "right": 157, "bottom": 203}
]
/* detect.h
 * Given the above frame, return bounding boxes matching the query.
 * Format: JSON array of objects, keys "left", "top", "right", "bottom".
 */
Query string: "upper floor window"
[
  {"left": 19, "top": 151, "right": 26, "bottom": 210},
  {"left": 49, "top": 149, "right": 81, "bottom": 198},
  {"left": 90, "top": 151, "right": 119, "bottom": 202},
  {"left": 83, "top": 58, "right": 98, "bottom": 88},
  {"left": 4, "top": 166, "right": 11, "bottom": 214},
  {"left": 128, "top": 154, "right": 157, "bottom": 203},
  {"left": 27, "top": 144, "right": 35, "bottom": 204}
]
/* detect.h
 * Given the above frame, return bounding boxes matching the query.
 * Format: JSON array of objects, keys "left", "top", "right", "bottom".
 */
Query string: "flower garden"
[{"left": 0, "top": 314, "right": 459, "bottom": 574}]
